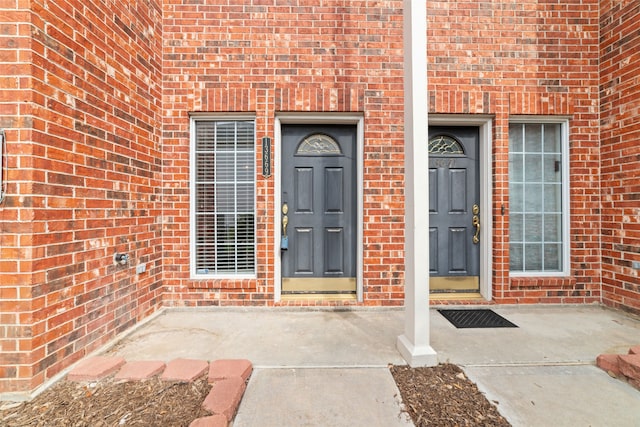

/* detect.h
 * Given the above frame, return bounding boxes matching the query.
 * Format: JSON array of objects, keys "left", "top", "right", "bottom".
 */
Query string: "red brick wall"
[
  {"left": 427, "top": 0, "right": 602, "bottom": 304},
  {"left": 1, "top": 0, "right": 635, "bottom": 396},
  {"left": 0, "top": 2, "right": 35, "bottom": 395},
  {"left": 161, "top": 1, "right": 406, "bottom": 307},
  {"left": 600, "top": 0, "right": 640, "bottom": 315},
  {"left": 162, "top": 1, "right": 605, "bottom": 307},
  {"left": 0, "top": 0, "right": 163, "bottom": 394}
]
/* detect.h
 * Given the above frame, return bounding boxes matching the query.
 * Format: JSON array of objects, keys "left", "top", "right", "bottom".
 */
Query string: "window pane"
[
  {"left": 216, "top": 122, "right": 236, "bottom": 151},
  {"left": 524, "top": 183, "right": 543, "bottom": 211},
  {"left": 236, "top": 122, "right": 254, "bottom": 150},
  {"left": 510, "top": 213, "right": 524, "bottom": 243},
  {"left": 193, "top": 120, "right": 255, "bottom": 275},
  {"left": 524, "top": 124, "right": 542, "bottom": 152},
  {"left": 510, "top": 153, "right": 523, "bottom": 182},
  {"left": 524, "top": 243, "right": 543, "bottom": 270},
  {"left": 509, "top": 124, "right": 523, "bottom": 152},
  {"left": 544, "top": 124, "right": 561, "bottom": 153},
  {"left": 196, "top": 122, "right": 216, "bottom": 151},
  {"left": 543, "top": 154, "right": 561, "bottom": 183},
  {"left": 237, "top": 183, "right": 254, "bottom": 211},
  {"left": 544, "top": 214, "right": 562, "bottom": 242},
  {"left": 544, "top": 184, "right": 561, "bottom": 212},
  {"left": 196, "top": 152, "right": 215, "bottom": 182},
  {"left": 510, "top": 183, "right": 524, "bottom": 212},
  {"left": 525, "top": 213, "right": 543, "bottom": 242},
  {"left": 509, "top": 121, "right": 565, "bottom": 273},
  {"left": 237, "top": 152, "right": 254, "bottom": 181},
  {"left": 510, "top": 243, "right": 524, "bottom": 270},
  {"left": 215, "top": 152, "right": 235, "bottom": 181},
  {"left": 544, "top": 244, "right": 561, "bottom": 271},
  {"left": 215, "top": 183, "right": 235, "bottom": 212},
  {"left": 524, "top": 153, "right": 542, "bottom": 181}
]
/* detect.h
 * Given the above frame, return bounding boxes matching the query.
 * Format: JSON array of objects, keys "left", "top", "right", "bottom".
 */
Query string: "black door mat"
[{"left": 438, "top": 309, "right": 518, "bottom": 329}]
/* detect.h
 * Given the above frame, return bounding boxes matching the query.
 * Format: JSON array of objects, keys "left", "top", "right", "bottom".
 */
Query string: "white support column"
[{"left": 396, "top": 0, "right": 437, "bottom": 367}]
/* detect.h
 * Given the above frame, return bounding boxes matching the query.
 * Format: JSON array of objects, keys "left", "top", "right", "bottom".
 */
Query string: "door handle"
[
  {"left": 282, "top": 215, "right": 289, "bottom": 237},
  {"left": 282, "top": 203, "right": 289, "bottom": 236},
  {"left": 472, "top": 204, "right": 480, "bottom": 244},
  {"left": 281, "top": 203, "right": 289, "bottom": 250}
]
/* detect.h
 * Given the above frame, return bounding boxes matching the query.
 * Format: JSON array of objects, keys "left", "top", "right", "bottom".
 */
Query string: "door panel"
[
  {"left": 295, "top": 168, "right": 313, "bottom": 213},
  {"left": 294, "top": 228, "right": 313, "bottom": 274},
  {"left": 429, "top": 229, "right": 439, "bottom": 274},
  {"left": 324, "top": 168, "right": 344, "bottom": 213},
  {"left": 429, "top": 169, "right": 438, "bottom": 213},
  {"left": 429, "top": 126, "right": 480, "bottom": 293},
  {"left": 449, "top": 227, "right": 468, "bottom": 273},
  {"left": 282, "top": 125, "right": 357, "bottom": 293},
  {"left": 449, "top": 169, "right": 467, "bottom": 213},
  {"left": 324, "top": 228, "right": 344, "bottom": 274}
]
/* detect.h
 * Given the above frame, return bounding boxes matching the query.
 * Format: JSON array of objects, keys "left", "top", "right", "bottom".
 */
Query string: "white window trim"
[
  {"left": 189, "top": 114, "right": 257, "bottom": 280},
  {"left": 508, "top": 116, "right": 571, "bottom": 277}
]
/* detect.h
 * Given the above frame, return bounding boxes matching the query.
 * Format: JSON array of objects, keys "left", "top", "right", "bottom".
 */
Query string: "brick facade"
[
  {"left": 161, "top": 1, "right": 407, "bottom": 307},
  {"left": 0, "top": 0, "right": 638, "bottom": 395},
  {"left": 0, "top": 1, "right": 163, "bottom": 394},
  {"left": 600, "top": 0, "right": 640, "bottom": 314},
  {"left": 428, "top": 0, "right": 602, "bottom": 304}
]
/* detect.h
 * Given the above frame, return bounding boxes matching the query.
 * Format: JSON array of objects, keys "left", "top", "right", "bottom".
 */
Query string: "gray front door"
[
  {"left": 281, "top": 125, "right": 357, "bottom": 293},
  {"left": 429, "top": 126, "right": 481, "bottom": 293}
]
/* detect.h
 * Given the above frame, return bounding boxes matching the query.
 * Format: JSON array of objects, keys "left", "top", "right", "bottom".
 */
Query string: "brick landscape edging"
[{"left": 67, "top": 357, "right": 252, "bottom": 426}]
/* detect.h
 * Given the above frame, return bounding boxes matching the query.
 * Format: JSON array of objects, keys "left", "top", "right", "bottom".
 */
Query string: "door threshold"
[
  {"left": 429, "top": 292, "right": 485, "bottom": 301},
  {"left": 281, "top": 293, "right": 357, "bottom": 302}
]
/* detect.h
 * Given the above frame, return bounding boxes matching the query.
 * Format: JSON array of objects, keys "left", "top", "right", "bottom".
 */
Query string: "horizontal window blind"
[{"left": 194, "top": 120, "right": 255, "bottom": 275}]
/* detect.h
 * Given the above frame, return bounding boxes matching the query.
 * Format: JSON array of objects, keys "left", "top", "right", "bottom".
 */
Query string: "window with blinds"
[{"left": 192, "top": 119, "right": 255, "bottom": 276}]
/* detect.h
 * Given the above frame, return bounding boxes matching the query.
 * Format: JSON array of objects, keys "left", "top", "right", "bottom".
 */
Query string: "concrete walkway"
[{"left": 104, "top": 305, "right": 640, "bottom": 426}]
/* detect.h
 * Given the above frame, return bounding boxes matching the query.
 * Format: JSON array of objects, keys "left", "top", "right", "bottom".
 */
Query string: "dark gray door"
[
  {"left": 281, "top": 125, "right": 357, "bottom": 293},
  {"left": 428, "top": 126, "right": 480, "bottom": 292}
]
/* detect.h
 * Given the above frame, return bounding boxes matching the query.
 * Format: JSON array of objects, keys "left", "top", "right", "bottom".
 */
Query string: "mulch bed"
[
  {"left": 391, "top": 364, "right": 511, "bottom": 427},
  {"left": 0, "top": 376, "right": 212, "bottom": 427},
  {"left": 1, "top": 364, "right": 510, "bottom": 426}
]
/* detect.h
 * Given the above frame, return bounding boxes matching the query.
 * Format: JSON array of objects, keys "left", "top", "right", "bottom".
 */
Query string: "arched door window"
[
  {"left": 296, "top": 133, "right": 342, "bottom": 156},
  {"left": 428, "top": 134, "right": 465, "bottom": 155}
]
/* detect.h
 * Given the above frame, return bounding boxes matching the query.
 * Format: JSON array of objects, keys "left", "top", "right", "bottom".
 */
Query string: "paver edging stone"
[
  {"left": 161, "top": 358, "right": 209, "bottom": 382},
  {"left": 618, "top": 354, "right": 640, "bottom": 382},
  {"left": 67, "top": 356, "right": 126, "bottom": 382},
  {"left": 208, "top": 359, "right": 253, "bottom": 383},
  {"left": 189, "top": 414, "right": 228, "bottom": 427},
  {"left": 597, "top": 346, "right": 640, "bottom": 391},
  {"left": 202, "top": 376, "right": 247, "bottom": 422},
  {"left": 114, "top": 360, "right": 166, "bottom": 381},
  {"left": 596, "top": 353, "right": 622, "bottom": 377}
]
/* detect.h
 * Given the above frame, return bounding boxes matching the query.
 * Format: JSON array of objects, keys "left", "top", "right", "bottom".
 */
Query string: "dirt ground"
[{"left": 1, "top": 364, "right": 510, "bottom": 427}]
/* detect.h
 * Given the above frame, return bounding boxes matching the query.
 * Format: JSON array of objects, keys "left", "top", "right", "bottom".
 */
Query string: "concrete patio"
[{"left": 99, "top": 304, "right": 640, "bottom": 426}]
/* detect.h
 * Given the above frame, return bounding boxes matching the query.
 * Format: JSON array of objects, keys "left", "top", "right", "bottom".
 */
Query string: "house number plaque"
[{"left": 262, "top": 136, "right": 271, "bottom": 178}]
